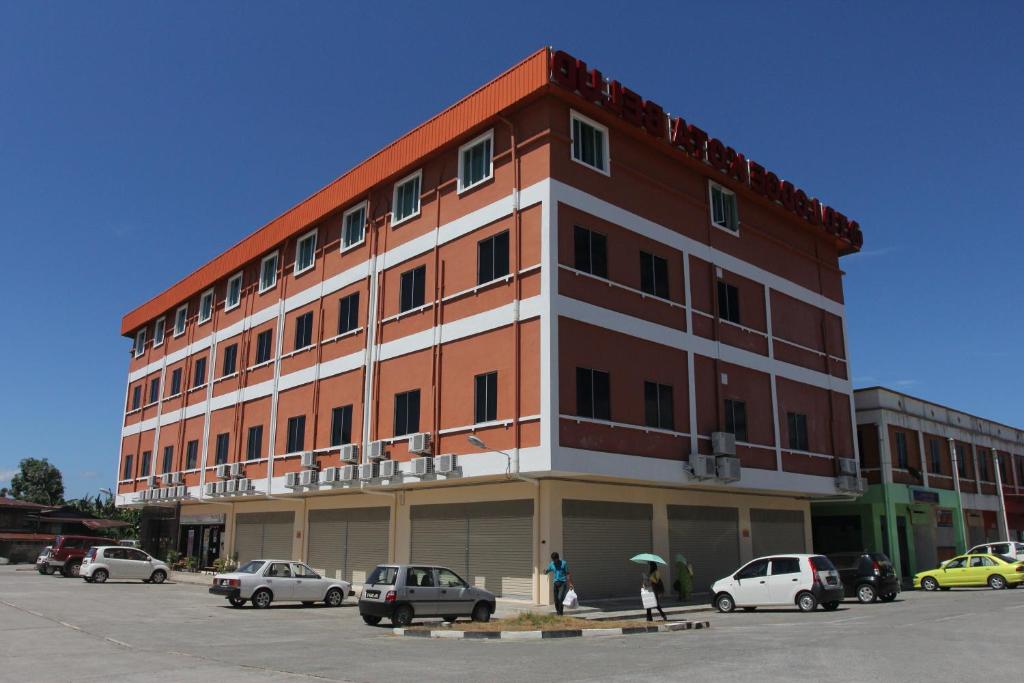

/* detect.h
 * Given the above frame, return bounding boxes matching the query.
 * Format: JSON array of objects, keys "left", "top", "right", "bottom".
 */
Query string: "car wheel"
[
  {"left": 362, "top": 614, "right": 382, "bottom": 626},
  {"left": 471, "top": 602, "right": 491, "bottom": 623},
  {"left": 64, "top": 561, "right": 82, "bottom": 578},
  {"left": 150, "top": 570, "right": 167, "bottom": 584},
  {"left": 921, "top": 577, "right": 939, "bottom": 591},
  {"left": 251, "top": 589, "right": 273, "bottom": 609},
  {"left": 796, "top": 591, "right": 818, "bottom": 612},
  {"left": 324, "top": 588, "right": 344, "bottom": 607},
  {"left": 228, "top": 596, "right": 246, "bottom": 608},
  {"left": 391, "top": 605, "right": 414, "bottom": 627},
  {"left": 92, "top": 569, "right": 109, "bottom": 584},
  {"left": 44, "top": 565, "right": 55, "bottom": 575},
  {"left": 823, "top": 601, "right": 840, "bottom": 611},
  {"left": 879, "top": 592, "right": 897, "bottom": 602},
  {"left": 856, "top": 584, "right": 877, "bottom": 603},
  {"left": 715, "top": 593, "right": 735, "bottom": 613},
  {"left": 988, "top": 575, "right": 1007, "bottom": 590}
]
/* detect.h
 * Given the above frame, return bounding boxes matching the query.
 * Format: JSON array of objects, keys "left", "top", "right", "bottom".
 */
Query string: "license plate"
[
  {"left": 826, "top": 576, "right": 837, "bottom": 585},
  {"left": 365, "top": 590, "right": 380, "bottom": 599}
]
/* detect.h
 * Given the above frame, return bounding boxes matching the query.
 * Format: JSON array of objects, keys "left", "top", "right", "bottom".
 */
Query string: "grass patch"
[{"left": 407, "top": 612, "right": 659, "bottom": 632}]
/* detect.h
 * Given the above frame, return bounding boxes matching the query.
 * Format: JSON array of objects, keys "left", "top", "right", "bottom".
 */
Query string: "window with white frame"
[
  {"left": 341, "top": 202, "right": 366, "bottom": 251},
  {"left": 153, "top": 318, "right": 165, "bottom": 347},
  {"left": 225, "top": 272, "right": 243, "bottom": 311},
  {"left": 133, "top": 328, "right": 147, "bottom": 358},
  {"left": 458, "top": 130, "right": 493, "bottom": 192},
  {"left": 570, "top": 111, "right": 609, "bottom": 174},
  {"left": 174, "top": 304, "right": 188, "bottom": 337},
  {"left": 198, "top": 289, "right": 214, "bottom": 324},
  {"left": 295, "top": 230, "right": 317, "bottom": 274},
  {"left": 259, "top": 252, "right": 279, "bottom": 292},
  {"left": 392, "top": 171, "right": 421, "bottom": 225},
  {"left": 709, "top": 181, "right": 739, "bottom": 233}
]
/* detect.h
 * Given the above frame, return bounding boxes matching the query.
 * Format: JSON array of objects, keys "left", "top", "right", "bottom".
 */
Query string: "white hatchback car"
[
  {"left": 210, "top": 559, "right": 352, "bottom": 609},
  {"left": 711, "top": 554, "right": 845, "bottom": 612},
  {"left": 967, "top": 541, "right": 1024, "bottom": 562},
  {"left": 81, "top": 546, "right": 170, "bottom": 584}
]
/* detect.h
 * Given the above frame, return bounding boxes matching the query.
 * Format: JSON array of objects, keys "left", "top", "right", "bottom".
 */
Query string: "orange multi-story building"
[{"left": 117, "top": 48, "right": 864, "bottom": 602}]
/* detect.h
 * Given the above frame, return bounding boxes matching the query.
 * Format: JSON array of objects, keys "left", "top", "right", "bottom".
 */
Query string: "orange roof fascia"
[{"left": 121, "top": 47, "right": 552, "bottom": 336}]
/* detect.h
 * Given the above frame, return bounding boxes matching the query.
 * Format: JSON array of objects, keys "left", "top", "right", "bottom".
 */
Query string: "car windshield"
[
  {"left": 366, "top": 565, "right": 399, "bottom": 586},
  {"left": 236, "top": 561, "right": 265, "bottom": 574}
]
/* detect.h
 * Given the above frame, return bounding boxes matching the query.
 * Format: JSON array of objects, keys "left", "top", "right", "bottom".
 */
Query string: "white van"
[{"left": 711, "top": 554, "right": 844, "bottom": 612}]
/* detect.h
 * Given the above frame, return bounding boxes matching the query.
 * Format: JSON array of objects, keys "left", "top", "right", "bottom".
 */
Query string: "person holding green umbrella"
[{"left": 630, "top": 553, "right": 668, "bottom": 622}]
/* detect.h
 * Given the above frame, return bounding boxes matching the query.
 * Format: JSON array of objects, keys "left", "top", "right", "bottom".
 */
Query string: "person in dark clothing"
[
  {"left": 645, "top": 561, "right": 667, "bottom": 622},
  {"left": 544, "top": 551, "right": 572, "bottom": 616}
]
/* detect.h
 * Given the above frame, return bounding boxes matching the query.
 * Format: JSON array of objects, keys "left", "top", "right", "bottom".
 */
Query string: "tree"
[
  {"left": 9, "top": 458, "right": 64, "bottom": 505},
  {"left": 0, "top": 487, "right": 8, "bottom": 498}
]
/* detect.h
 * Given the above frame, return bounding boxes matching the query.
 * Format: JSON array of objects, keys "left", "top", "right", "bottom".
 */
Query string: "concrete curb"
[{"left": 392, "top": 620, "right": 709, "bottom": 640}]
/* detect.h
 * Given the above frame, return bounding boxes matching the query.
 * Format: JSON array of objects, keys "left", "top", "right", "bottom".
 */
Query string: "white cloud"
[{"left": 0, "top": 469, "right": 17, "bottom": 483}]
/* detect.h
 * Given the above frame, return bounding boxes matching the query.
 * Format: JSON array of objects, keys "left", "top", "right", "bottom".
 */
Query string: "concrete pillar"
[
  {"left": 652, "top": 501, "right": 670, "bottom": 576},
  {"left": 392, "top": 492, "right": 410, "bottom": 564},
  {"left": 737, "top": 506, "right": 753, "bottom": 562},
  {"left": 536, "top": 479, "right": 561, "bottom": 606},
  {"left": 878, "top": 418, "right": 903, "bottom": 577}
]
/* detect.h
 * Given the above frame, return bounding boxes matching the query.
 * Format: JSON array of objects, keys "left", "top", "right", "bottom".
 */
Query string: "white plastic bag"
[
  {"left": 563, "top": 588, "right": 579, "bottom": 609},
  {"left": 640, "top": 587, "right": 657, "bottom": 609}
]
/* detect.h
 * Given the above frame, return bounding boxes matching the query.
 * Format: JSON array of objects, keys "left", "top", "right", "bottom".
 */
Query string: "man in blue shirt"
[{"left": 544, "top": 551, "right": 572, "bottom": 615}]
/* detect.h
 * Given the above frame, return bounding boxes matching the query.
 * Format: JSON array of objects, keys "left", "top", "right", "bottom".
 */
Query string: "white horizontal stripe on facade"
[
  {"left": 557, "top": 294, "right": 851, "bottom": 394},
  {"left": 549, "top": 179, "right": 846, "bottom": 318},
  {"left": 121, "top": 295, "right": 543, "bottom": 438}
]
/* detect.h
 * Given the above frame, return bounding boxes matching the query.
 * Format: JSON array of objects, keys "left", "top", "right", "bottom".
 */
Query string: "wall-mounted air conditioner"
[
  {"left": 214, "top": 480, "right": 226, "bottom": 494},
  {"left": 338, "top": 464, "right": 355, "bottom": 481},
  {"left": 837, "top": 458, "right": 858, "bottom": 476},
  {"left": 836, "top": 475, "right": 866, "bottom": 493},
  {"left": 229, "top": 462, "right": 244, "bottom": 478},
  {"left": 434, "top": 454, "right": 457, "bottom": 474},
  {"left": 176, "top": 485, "right": 188, "bottom": 498},
  {"left": 411, "top": 457, "right": 433, "bottom": 476},
  {"left": 138, "top": 490, "right": 149, "bottom": 502},
  {"left": 215, "top": 464, "right": 230, "bottom": 480},
  {"left": 225, "top": 479, "right": 238, "bottom": 494},
  {"left": 367, "top": 441, "right": 386, "bottom": 461},
  {"left": 300, "top": 451, "right": 317, "bottom": 469},
  {"left": 716, "top": 456, "right": 741, "bottom": 482},
  {"left": 339, "top": 444, "right": 359, "bottom": 463},
  {"left": 160, "top": 473, "right": 174, "bottom": 486},
  {"left": 299, "top": 469, "right": 318, "bottom": 486},
  {"left": 144, "top": 475, "right": 158, "bottom": 488},
  {"left": 711, "top": 432, "right": 737, "bottom": 456},
  {"left": 203, "top": 482, "right": 216, "bottom": 496},
  {"left": 321, "top": 467, "right": 339, "bottom": 484},
  {"left": 408, "top": 433, "right": 432, "bottom": 455},
  {"left": 358, "top": 462, "right": 377, "bottom": 480},
  {"left": 285, "top": 471, "right": 300, "bottom": 488},
  {"left": 378, "top": 460, "right": 398, "bottom": 478},
  {"left": 236, "top": 478, "right": 252, "bottom": 493},
  {"left": 690, "top": 454, "right": 717, "bottom": 479}
]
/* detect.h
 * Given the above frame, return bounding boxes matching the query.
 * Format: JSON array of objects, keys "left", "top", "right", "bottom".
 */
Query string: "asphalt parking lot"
[{"left": 2, "top": 566, "right": 1022, "bottom": 682}]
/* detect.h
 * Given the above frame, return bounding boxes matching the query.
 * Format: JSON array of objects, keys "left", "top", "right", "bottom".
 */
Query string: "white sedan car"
[{"left": 210, "top": 559, "right": 351, "bottom": 609}]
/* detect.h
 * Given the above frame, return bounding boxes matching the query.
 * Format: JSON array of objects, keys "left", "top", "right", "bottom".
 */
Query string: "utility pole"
[{"left": 948, "top": 439, "right": 968, "bottom": 553}]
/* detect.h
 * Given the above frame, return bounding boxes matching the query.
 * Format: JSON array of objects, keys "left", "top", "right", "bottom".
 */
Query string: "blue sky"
[{"left": 1, "top": 1, "right": 1021, "bottom": 498}]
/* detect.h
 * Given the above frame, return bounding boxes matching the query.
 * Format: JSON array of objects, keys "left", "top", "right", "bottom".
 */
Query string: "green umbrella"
[{"left": 630, "top": 553, "right": 667, "bottom": 565}]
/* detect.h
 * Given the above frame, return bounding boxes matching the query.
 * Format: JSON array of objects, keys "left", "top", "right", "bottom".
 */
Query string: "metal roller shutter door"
[
  {"left": 410, "top": 501, "right": 533, "bottom": 598},
  {"left": 233, "top": 512, "right": 295, "bottom": 563},
  {"left": 563, "top": 500, "right": 653, "bottom": 599},
  {"left": 307, "top": 507, "right": 390, "bottom": 584},
  {"left": 751, "top": 509, "right": 806, "bottom": 557},
  {"left": 667, "top": 505, "right": 739, "bottom": 596}
]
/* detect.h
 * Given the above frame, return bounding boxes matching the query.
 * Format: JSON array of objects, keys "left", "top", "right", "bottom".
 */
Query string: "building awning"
[
  {"left": 0, "top": 532, "right": 56, "bottom": 542},
  {"left": 80, "top": 519, "right": 132, "bottom": 530}
]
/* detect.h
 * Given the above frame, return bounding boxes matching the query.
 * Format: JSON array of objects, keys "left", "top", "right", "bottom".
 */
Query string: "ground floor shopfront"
[
  {"left": 161, "top": 478, "right": 815, "bottom": 604},
  {"left": 810, "top": 483, "right": 1010, "bottom": 578}
]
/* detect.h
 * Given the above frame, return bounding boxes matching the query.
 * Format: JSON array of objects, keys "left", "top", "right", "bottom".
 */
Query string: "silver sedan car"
[
  {"left": 210, "top": 559, "right": 352, "bottom": 609},
  {"left": 358, "top": 564, "right": 496, "bottom": 626}
]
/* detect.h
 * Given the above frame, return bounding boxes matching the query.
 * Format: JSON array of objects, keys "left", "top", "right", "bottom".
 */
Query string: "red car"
[{"left": 37, "top": 535, "right": 114, "bottom": 577}]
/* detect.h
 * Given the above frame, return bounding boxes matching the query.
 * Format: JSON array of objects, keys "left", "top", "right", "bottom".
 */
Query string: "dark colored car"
[
  {"left": 827, "top": 551, "right": 900, "bottom": 603},
  {"left": 36, "top": 535, "right": 114, "bottom": 577}
]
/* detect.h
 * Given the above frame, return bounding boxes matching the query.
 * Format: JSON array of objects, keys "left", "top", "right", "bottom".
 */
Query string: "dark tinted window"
[
  {"left": 193, "top": 357, "right": 207, "bottom": 389},
  {"left": 400, "top": 266, "right": 426, "bottom": 312},
  {"left": 222, "top": 343, "right": 238, "bottom": 376},
  {"left": 162, "top": 446, "right": 173, "bottom": 474},
  {"left": 787, "top": 412, "right": 809, "bottom": 452},
  {"left": 576, "top": 367, "right": 611, "bottom": 420},
  {"left": 477, "top": 231, "right": 510, "bottom": 284},
  {"left": 131, "top": 385, "right": 141, "bottom": 410},
  {"left": 185, "top": 440, "right": 199, "bottom": 469},
  {"left": 338, "top": 292, "right": 359, "bottom": 334},
  {"left": 810, "top": 556, "right": 836, "bottom": 571},
  {"left": 286, "top": 416, "right": 306, "bottom": 453},
  {"left": 639, "top": 251, "right": 669, "bottom": 298},
  {"left": 895, "top": 431, "right": 908, "bottom": 469},
  {"left": 330, "top": 406, "right": 352, "bottom": 446},
  {"left": 644, "top": 381, "right": 673, "bottom": 430},
  {"left": 574, "top": 226, "right": 608, "bottom": 278},
  {"left": 474, "top": 372, "right": 498, "bottom": 423},
  {"left": 246, "top": 426, "right": 263, "bottom": 460},
  {"left": 215, "top": 433, "right": 229, "bottom": 465},
  {"left": 736, "top": 559, "right": 769, "bottom": 579},
  {"left": 393, "top": 390, "right": 420, "bottom": 436},
  {"left": 367, "top": 565, "right": 399, "bottom": 586},
  {"left": 294, "top": 312, "right": 314, "bottom": 350},
  {"left": 170, "top": 368, "right": 182, "bottom": 395},
  {"left": 255, "top": 329, "right": 273, "bottom": 364},
  {"left": 125, "top": 549, "right": 149, "bottom": 561},
  {"left": 149, "top": 377, "right": 160, "bottom": 404},
  {"left": 827, "top": 554, "right": 861, "bottom": 571},
  {"left": 717, "top": 281, "right": 740, "bottom": 324},
  {"left": 724, "top": 399, "right": 748, "bottom": 442},
  {"left": 771, "top": 558, "right": 801, "bottom": 575}
]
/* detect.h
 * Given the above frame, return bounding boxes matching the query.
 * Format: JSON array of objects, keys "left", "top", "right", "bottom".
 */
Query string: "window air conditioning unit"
[
  {"left": 225, "top": 479, "right": 238, "bottom": 494},
  {"left": 236, "top": 478, "right": 252, "bottom": 493},
  {"left": 160, "top": 473, "right": 174, "bottom": 486},
  {"left": 203, "top": 482, "right": 216, "bottom": 496},
  {"left": 285, "top": 471, "right": 300, "bottom": 488},
  {"left": 321, "top": 467, "right": 339, "bottom": 484},
  {"left": 161, "top": 487, "right": 173, "bottom": 500},
  {"left": 711, "top": 431, "right": 737, "bottom": 457},
  {"left": 176, "top": 485, "right": 188, "bottom": 498},
  {"left": 837, "top": 458, "right": 858, "bottom": 476},
  {"left": 411, "top": 457, "right": 433, "bottom": 476},
  {"left": 171, "top": 472, "right": 184, "bottom": 485},
  {"left": 836, "top": 475, "right": 867, "bottom": 493},
  {"left": 367, "top": 441, "right": 386, "bottom": 461},
  {"left": 339, "top": 444, "right": 359, "bottom": 463},
  {"left": 690, "top": 454, "right": 717, "bottom": 479},
  {"left": 214, "top": 480, "right": 226, "bottom": 495},
  {"left": 338, "top": 464, "right": 356, "bottom": 481},
  {"left": 300, "top": 451, "right": 317, "bottom": 469},
  {"left": 215, "top": 464, "right": 230, "bottom": 480},
  {"left": 144, "top": 475, "right": 158, "bottom": 488},
  {"left": 408, "top": 433, "right": 432, "bottom": 455},
  {"left": 299, "top": 469, "right": 318, "bottom": 486},
  {"left": 378, "top": 460, "right": 398, "bottom": 478},
  {"left": 138, "top": 490, "right": 149, "bottom": 502},
  {"left": 434, "top": 454, "right": 457, "bottom": 474},
  {"left": 716, "top": 456, "right": 741, "bottom": 482},
  {"left": 229, "top": 462, "right": 244, "bottom": 478},
  {"left": 358, "top": 462, "right": 377, "bottom": 480}
]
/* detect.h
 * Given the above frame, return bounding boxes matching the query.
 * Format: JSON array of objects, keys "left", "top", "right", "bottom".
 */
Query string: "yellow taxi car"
[{"left": 915, "top": 553, "right": 1024, "bottom": 591}]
